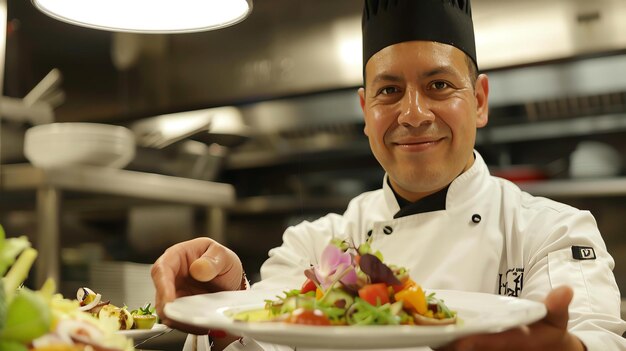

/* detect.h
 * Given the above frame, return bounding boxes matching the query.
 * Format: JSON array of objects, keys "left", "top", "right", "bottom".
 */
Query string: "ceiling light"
[{"left": 31, "top": 0, "right": 253, "bottom": 34}]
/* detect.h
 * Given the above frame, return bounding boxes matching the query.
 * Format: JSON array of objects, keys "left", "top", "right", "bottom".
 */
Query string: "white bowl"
[
  {"left": 24, "top": 123, "right": 136, "bottom": 169},
  {"left": 569, "top": 141, "right": 622, "bottom": 178}
]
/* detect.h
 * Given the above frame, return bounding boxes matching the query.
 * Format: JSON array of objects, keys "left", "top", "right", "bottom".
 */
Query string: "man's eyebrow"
[
  {"left": 370, "top": 66, "right": 461, "bottom": 85},
  {"left": 421, "top": 66, "right": 459, "bottom": 78},
  {"left": 370, "top": 73, "right": 403, "bottom": 85}
]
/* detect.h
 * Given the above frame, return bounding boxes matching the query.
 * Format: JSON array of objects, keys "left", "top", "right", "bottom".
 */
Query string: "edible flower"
[{"left": 314, "top": 244, "right": 357, "bottom": 290}]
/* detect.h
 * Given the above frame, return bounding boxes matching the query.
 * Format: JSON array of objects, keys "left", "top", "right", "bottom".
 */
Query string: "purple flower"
[{"left": 314, "top": 244, "right": 357, "bottom": 290}]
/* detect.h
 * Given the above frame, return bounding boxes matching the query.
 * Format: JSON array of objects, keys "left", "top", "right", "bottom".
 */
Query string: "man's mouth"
[{"left": 392, "top": 137, "right": 445, "bottom": 151}]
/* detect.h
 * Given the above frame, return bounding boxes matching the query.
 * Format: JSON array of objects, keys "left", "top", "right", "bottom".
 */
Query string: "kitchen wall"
[{"left": 1, "top": 0, "right": 626, "bottom": 297}]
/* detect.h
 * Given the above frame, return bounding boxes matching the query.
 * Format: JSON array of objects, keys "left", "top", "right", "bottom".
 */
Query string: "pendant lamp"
[{"left": 31, "top": 0, "right": 253, "bottom": 33}]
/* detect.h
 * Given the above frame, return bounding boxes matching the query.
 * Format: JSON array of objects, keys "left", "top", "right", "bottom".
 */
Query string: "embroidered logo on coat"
[
  {"left": 571, "top": 246, "right": 596, "bottom": 260},
  {"left": 498, "top": 268, "right": 524, "bottom": 297}
]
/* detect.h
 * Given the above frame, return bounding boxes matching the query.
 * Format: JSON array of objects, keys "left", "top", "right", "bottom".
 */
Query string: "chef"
[{"left": 151, "top": 0, "right": 626, "bottom": 350}]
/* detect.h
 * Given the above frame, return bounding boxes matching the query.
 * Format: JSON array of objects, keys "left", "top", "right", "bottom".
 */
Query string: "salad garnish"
[
  {"left": 76, "top": 288, "right": 158, "bottom": 331},
  {"left": 0, "top": 224, "right": 134, "bottom": 351},
  {"left": 234, "top": 238, "right": 457, "bottom": 326}
]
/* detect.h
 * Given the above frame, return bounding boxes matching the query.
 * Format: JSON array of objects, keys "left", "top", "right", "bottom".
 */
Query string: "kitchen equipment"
[
  {"left": 24, "top": 122, "right": 135, "bottom": 169},
  {"left": 569, "top": 141, "right": 622, "bottom": 178},
  {"left": 131, "top": 109, "right": 213, "bottom": 149},
  {"left": 129, "top": 140, "right": 226, "bottom": 181},
  {"left": 23, "top": 68, "right": 65, "bottom": 109},
  {"left": 131, "top": 106, "right": 250, "bottom": 149}
]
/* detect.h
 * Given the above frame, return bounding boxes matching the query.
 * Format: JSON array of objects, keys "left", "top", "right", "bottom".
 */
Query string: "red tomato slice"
[
  {"left": 286, "top": 308, "right": 331, "bottom": 326},
  {"left": 358, "top": 283, "right": 390, "bottom": 306},
  {"left": 300, "top": 278, "right": 317, "bottom": 294}
]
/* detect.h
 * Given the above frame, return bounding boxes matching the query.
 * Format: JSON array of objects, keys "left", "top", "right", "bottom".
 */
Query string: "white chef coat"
[{"left": 194, "top": 151, "right": 626, "bottom": 351}]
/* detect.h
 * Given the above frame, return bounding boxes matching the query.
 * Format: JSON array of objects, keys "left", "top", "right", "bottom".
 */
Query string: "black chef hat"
[{"left": 362, "top": 0, "right": 477, "bottom": 68}]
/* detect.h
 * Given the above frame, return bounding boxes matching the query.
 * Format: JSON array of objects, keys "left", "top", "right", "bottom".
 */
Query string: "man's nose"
[{"left": 397, "top": 88, "right": 435, "bottom": 127}]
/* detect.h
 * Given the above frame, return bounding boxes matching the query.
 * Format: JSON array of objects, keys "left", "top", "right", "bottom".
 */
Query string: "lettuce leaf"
[{"left": 0, "top": 225, "right": 31, "bottom": 277}]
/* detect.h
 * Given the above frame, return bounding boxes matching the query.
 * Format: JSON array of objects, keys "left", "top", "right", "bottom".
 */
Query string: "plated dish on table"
[
  {"left": 164, "top": 240, "right": 546, "bottom": 349},
  {"left": 165, "top": 288, "right": 546, "bottom": 349},
  {"left": 117, "top": 323, "right": 171, "bottom": 343}
]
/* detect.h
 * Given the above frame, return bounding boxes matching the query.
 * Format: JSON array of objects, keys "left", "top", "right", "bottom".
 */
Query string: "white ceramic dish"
[
  {"left": 24, "top": 122, "right": 135, "bottom": 169},
  {"left": 117, "top": 323, "right": 170, "bottom": 343},
  {"left": 164, "top": 289, "right": 546, "bottom": 349}
]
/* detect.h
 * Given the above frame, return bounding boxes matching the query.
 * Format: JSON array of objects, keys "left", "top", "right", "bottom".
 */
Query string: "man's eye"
[
  {"left": 378, "top": 87, "right": 399, "bottom": 95},
  {"left": 431, "top": 81, "right": 449, "bottom": 90}
]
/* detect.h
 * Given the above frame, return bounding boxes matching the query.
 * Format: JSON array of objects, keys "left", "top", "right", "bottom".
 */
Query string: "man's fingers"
[
  {"left": 189, "top": 256, "right": 220, "bottom": 282},
  {"left": 440, "top": 327, "right": 529, "bottom": 351},
  {"left": 151, "top": 253, "right": 180, "bottom": 317},
  {"left": 189, "top": 242, "right": 243, "bottom": 291},
  {"left": 542, "top": 285, "right": 573, "bottom": 330}
]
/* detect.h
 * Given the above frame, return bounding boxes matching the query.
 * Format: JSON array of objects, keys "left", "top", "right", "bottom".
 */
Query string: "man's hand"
[
  {"left": 150, "top": 237, "right": 244, "bottom": 334},
  {"left": 437, "top": 286, "right": 585, "bottom": 351}
]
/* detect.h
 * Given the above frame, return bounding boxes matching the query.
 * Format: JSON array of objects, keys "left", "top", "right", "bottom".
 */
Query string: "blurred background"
[{"left": 1, "top": 0, "right": 626, "bottom": 348}]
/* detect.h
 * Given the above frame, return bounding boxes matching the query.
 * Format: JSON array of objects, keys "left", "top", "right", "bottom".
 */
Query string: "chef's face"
[{"left": 359, "top": 41, "right": 489, "bottom": 202}]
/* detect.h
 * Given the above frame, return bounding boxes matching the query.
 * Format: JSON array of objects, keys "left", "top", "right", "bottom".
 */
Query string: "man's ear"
[
  {"left": 358, "top": 87, "right": 369, "bottom": 136},
  {"left": 475, "top": 74, "right": 489, "bottom": 128}
]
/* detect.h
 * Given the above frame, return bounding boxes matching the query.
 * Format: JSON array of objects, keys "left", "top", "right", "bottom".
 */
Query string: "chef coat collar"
[
  {"left": 390, "top": 180, "right": 449, "bottom": 218},
  {"left": 382, "top": 150, "right": 487, "bottom": 217}
]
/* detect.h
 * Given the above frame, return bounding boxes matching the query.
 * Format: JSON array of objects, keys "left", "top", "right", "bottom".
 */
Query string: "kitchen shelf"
[
  {"left": 476, "top": 113, "right": 626, "bottom": 144},
  {"left": 231, "top": 195, "right": 352, "bottom": 215},
  {"left": 0, "top": 164, "right": 236, "bottom": 287},
  {"left": 0, "top": 96, "right": 55, "bottom": 125},
  {"left": 519, "top": 177, "right": 626, "bottom": 198}
]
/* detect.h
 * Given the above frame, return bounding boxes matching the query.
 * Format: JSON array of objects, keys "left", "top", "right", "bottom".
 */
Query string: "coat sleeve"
[{"left": 520, "top": 206, "right": 626, "bottom": 350}]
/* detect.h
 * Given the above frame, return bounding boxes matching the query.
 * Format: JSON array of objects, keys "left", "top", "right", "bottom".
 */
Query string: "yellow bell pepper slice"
[
  {"left": 394, "top": 284, "right": 427, "bottom": 315},
  {"left": 315, "top": 287, "right": 324, "bottom": 300}
]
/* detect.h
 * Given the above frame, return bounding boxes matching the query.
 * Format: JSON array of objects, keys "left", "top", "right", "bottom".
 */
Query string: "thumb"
[
  {"left": 543, "top": 285, "right": 573, "bottom": 329},
  {"left": 189, "top": 244, "right": 243, "bottom": 291}
]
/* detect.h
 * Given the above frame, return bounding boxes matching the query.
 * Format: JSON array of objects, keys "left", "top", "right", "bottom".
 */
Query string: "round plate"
[
  {"left": 117, "top": 323, "right": 170, "bottom": 343},
  {"left": 164, "top": 289, "right": 546, "bottom": 349}
]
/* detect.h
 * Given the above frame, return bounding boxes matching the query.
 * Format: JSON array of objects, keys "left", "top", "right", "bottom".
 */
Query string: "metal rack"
[
  {"left": 0, "top": 164, "right": 235, "bottom": 286},
  {"left": 519, "top": 177, "right": 626, "bottom": 198}
]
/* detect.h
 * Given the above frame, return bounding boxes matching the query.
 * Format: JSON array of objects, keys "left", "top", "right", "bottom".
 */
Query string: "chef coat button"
[
  {"left": 367, "top": 229, "right": 373, "bottom": 237},
  {"left": 383, "top": 226, "right": 393, "bottom": 235},
  {"left": 472, "top": 214, "right": 481, "bottom": 223}
]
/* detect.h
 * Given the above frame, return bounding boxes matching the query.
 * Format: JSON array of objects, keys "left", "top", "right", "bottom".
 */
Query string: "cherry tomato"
[
  {"left": 358, "top": 283, "right": 390, "bottom": 306},
  {"left": 300, "top": 278, "right": 317, "bottom": 294},
  {"left": 286, "top": 308, "right": 331, "bottom": 326}
]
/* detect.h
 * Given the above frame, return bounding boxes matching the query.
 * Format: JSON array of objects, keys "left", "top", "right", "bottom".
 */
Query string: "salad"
[
  {"left": 77, "top": 287, "right": 158, "bottom": 330},
  {"left": 0, "top": 225, "right": 134, "bottom": 351},
  {"left": 234, "top": 239, "right": 456, "bottom": 326}
]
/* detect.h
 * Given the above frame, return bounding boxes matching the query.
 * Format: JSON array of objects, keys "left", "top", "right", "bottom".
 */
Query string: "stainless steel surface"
[
  {"left": 23, "top": 68, "right": 64, "bottom": 108},
  {"left": 131, "top": 109, "right": 213, "bottom": 149},
  {"left": 1, "top": 0, "right": 6, "bottom": 168},
  {"left": 473, "top": 0, "right": 626, "bottom": 69},
  {"left": 1, "top": 164, "right": 235, "bottom": 206},
  {"left": 13, "top": 0, "right": 626, "bottom": 123},
  {"left": 207, "top": 207, "right": 226, "bottom": 244},
  {"left": 488, "top": 55, "right": 626, "bottom": 107},
  {"left": 35, "top": 186, "right": 59, "bottom": 288},
  {"left": 520, "top": 178, "right": 626, "bottom": 198},
  {"left": 0, "top": 96, "right": 54, "bottom": 125},
  {"left": 476, "top": 113, "right": 626, "bottom": 144},
  {"left": 0, "top": 164, "right": 236, "bottom": 286}
]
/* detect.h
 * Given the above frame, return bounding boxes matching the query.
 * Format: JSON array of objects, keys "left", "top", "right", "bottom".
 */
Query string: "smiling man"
[
  {"left": 151, "top": 1, "right": 626, "bottom": 350},
  {"left": 360, "top": 40, "right": 488, "bottom": 202}
]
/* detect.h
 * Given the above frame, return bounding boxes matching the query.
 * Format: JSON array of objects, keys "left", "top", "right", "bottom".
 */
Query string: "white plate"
[
  {"left": 117, "top": 323, "right": 170, "bottom": 342},
  {"left": 165, "top": 289, "right": 546, "bottom": 349}
]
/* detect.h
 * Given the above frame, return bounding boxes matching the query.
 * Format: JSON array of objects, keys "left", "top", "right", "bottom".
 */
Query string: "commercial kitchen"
[{"left": 0, "top": 0, "right": 625, "bottom": 350}]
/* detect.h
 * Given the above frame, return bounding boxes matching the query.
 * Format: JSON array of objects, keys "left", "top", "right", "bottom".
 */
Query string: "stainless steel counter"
[
  {"left": 0, "top": 164, "right": 236, "bottom": 286},
  {"left": 519, "top": 177, "right": 626, "bottom": 198}
]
